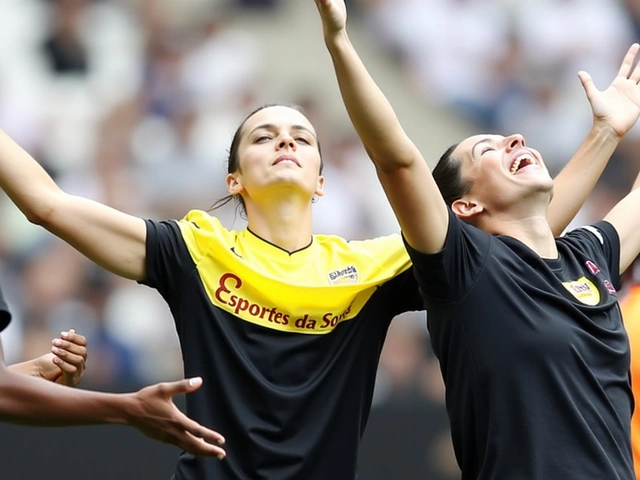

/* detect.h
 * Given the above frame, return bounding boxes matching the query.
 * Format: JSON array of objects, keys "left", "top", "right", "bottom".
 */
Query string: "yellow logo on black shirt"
[{"left": 562, "top": 276, "right": 600, "bottom": 306}]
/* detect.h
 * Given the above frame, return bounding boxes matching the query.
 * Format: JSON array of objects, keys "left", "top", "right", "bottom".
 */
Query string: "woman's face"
[
  {"left": 228, "top": 106, "right": 324, "bottom": 203},
  {"left": 451, "top": 133, "right": 554, "bottom": 216}
]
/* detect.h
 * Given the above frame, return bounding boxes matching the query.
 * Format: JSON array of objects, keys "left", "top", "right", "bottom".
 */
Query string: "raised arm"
[
  {"left": 604, "top": 169, "right": 640, "bottom": 274},
  {"left": 0, "top": 341, "right": 226, "bottom": 458},
  {"left": 0, "top": 130, "right": 147, "bottom": 280},
  {"left": 549, "top": 44, "right": 640, "bottom": 236},
  {"left": 315, "top": 0, "right": 448, "bottom": 254}
]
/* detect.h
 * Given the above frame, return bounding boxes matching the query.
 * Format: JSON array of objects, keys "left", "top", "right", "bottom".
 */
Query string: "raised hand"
[
  {"left": 314, "top": 0, "right": 347, "bottom": 36},
  {"left": 129, "top": 377, "right": 227, "bottom": 459},
  {"left": 579, "top": 43, "right": 640, "bottom": 138}
]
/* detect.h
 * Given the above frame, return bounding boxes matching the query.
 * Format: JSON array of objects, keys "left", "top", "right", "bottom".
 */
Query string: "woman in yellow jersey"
[
  {"left": 0, "top": 4, "right": 635, "bottom": 478},
  {"left": 314, "top": 0, "right": 640, "bottom": 478}
]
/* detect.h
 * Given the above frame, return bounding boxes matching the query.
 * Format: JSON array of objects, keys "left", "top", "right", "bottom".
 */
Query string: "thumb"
[
  {"left": 163, "top": 377, "right": 204, "bottom": 396},
  {"left": 578, "top": 71, "right": 596, "bottom": 99},
  {"left": 184, "top": 376, "right": 204, "bottom": 392}
]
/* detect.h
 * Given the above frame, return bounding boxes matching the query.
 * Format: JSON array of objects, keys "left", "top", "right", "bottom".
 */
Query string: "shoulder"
[
  {"left": 314, "top": 233, "right": 412, "bottom": 280},
  {"left": 559, "top": 222, "right": 619, "bottom": 255},
  {"left": 177, "top": 210, "right": 236, "bottom": 242},
  {"left": 316, "top": 233, "right": 408, "bottom": 260}
]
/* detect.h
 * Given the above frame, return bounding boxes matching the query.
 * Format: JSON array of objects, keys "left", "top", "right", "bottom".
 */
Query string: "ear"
[
  {"left": 451, "top": 197, "right": 484, "bottom": 220},
  {"left": 314, "top": 175, "right": 325, "bottom": 197},
  {"left": 226, "top": 173, "right": 243, "bottom": 195}
]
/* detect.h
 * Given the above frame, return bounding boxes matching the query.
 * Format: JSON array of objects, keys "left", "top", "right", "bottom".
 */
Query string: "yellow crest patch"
[{"left": 562, "top": 276, "right": 600, "bottom": 306}]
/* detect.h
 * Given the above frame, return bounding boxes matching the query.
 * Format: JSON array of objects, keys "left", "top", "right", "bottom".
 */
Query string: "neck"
[
  {"left": 477, "top": 211, "right": 558, "bottom": 259},
  {"left": 245, "top": 196, "right": 314, "bottom": 253}
]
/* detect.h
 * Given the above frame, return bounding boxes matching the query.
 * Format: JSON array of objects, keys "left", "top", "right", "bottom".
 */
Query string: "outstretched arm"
[
  {"left": 315, "top": 0, "right": 449, "bottom": 254},
  {"left": 0, "top": 130, "right": 147, "bottom": 280},
  {"left": 0, "top": 341, "right": 226, "bottom": 458},
  {"left": 549, "top": 44, "right": 640, "bottom": 236}
]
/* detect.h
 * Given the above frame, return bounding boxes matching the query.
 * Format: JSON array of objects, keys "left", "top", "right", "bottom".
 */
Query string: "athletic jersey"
[
  {"left": 405, "top": 209, "right": 633, "bottom": 480},
  {"left": 621, "top": 284, "right": 640, "bottom": 479},
  {"left": 0, "top": 284, "right": 11, "bottom": 332},
  {"left": 141, "top": 210, "right": 422, "bottom": 480}
]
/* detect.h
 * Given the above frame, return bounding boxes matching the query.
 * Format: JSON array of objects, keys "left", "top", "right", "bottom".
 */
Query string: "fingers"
[
  {"left": 181, "top": 416, "right": 226, "bottom": 447},
  {"left": 52, "top": 351, "right": 84, "bottom": 372},
  {"left": 148, "top": 377, "right": 226, "bottom": 458},
  {"left": 629, "top": 44, "right": 640, "bottom": 83},
  {"left": 60, "top": 329, "right": 88, "bottom": 348},
  {"left": 617, "top": 44, "right": 640, "bottom": 79},
  {"left": 578, "top": 71, "right": 596, "bottom": 99},
  {"left": 51, "top": 330, "right": 87, "bottom": 371},
  {"left": 52, "top": 338, "right": 87, "bottom": 358},
  {"left": 178, "top": 430, "right": 226, "bottom": 459}
]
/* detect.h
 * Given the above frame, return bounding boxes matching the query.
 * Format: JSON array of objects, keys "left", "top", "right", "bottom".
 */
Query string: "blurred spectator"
[{"left": 42, "top": 0, "right": 90, "bottom": 75}]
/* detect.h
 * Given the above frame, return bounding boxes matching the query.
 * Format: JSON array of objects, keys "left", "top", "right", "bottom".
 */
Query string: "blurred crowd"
[{"left": 0, "top": 0, "right": 638, "bottom": 477}]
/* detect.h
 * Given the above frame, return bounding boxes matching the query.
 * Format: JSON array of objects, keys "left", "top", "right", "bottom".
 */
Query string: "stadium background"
[{"left": 0, "top": 0, "right": 638, "bottom": 478}]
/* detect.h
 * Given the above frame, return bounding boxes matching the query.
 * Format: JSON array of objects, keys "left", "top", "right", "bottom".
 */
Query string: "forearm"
[
  {"left": 6, "top": 359, "right": 39, "bottom": 377},
  {"left": 0, "top": 128, "right": 64, "bottom": 223},
  {"left": 0, "top": 367, "right": 132, "bottom": 427},
  {"left": 548, "top": 123, "right": 620, "bottom": 236},
  {"left": 633, "top": 169, "right": 640, "bottom": 191},
  {"left": 323, "top": 30, "right": 419, "bottom": 170}
]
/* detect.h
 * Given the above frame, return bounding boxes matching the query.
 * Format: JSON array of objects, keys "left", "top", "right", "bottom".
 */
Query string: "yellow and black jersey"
[{"left": 141, "top": 210, "right": 423, "bottom": 480}]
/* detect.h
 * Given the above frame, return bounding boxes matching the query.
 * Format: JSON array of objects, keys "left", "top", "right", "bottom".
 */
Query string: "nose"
[
  {"left": 505, "top": 134, "right": 526, "bottom": 152},
  {"left": 277, "top": 134, "right": 297, "bottom": 152}
]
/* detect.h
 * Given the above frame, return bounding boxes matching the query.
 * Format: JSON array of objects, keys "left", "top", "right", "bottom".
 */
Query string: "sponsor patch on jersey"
[
  {"left": 603, "top": 279, "right": 617, "bottom": 295},
  {"left": 328, "top": 265, "right": 359, "bottom": 285},
  {"left": 585, "top": 260, "right": 600, "bottom": 275},
  {"left": 562, "top": 276, "right": 601, "bottom": 305}
]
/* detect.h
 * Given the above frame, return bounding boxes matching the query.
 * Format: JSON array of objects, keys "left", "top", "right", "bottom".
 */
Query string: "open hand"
[
  {"left": 130, "top": 377, "right": 227, "bottom": 459},
  {"left": 314, "top": 0, "right": 347, "bottom": 37},
  {"left": 579, "top": 43, "right": 640, "bottom": 138}
]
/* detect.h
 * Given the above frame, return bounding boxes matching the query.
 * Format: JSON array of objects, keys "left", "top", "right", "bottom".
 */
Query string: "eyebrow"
[
  {"left": 470, "top": 138, "right": 492, "bottom": 159},
  {"left": 249, "top": 123, "right": 316, "bottom": 139}
]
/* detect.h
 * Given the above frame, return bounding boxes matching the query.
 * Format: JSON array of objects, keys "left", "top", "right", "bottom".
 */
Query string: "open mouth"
[{"left": 509, "top": 153, "right": 538, "bottom": 175}]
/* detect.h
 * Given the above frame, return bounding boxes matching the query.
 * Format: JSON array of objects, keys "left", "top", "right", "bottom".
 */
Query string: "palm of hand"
[{"left": 592, "top": 77, "right": 640, "bottom": 137}]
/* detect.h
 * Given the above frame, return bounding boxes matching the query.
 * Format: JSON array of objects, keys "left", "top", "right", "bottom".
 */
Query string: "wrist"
[
  {"left": 110, "top": 393, "right": 137, "bottom": 426},
  {"left": 591, "top": 120, "right": 623, "bottom": 142},
  {"left": 7, "top": 358, "right": 41, "bottom": 377},
  {"left": 323, "top": 28, "right": 349, "bottom": 51}
]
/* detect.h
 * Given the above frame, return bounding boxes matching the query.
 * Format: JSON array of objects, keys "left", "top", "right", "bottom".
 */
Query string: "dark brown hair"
[
  {"left": 210, "top": 103, "right": 323, "bottom": 217},
  {"left": 432, "top": 142, "right": 472, "bottom": 207}
]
